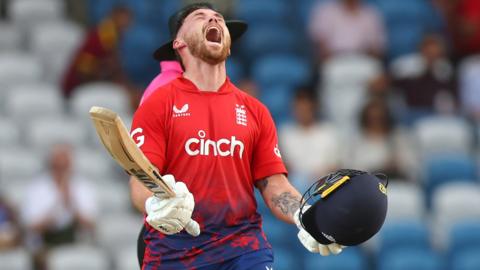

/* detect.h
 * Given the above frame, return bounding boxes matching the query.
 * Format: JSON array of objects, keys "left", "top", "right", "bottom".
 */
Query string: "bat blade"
[{"left": 89, "top": 106, "right": 175, "bottom": 197}]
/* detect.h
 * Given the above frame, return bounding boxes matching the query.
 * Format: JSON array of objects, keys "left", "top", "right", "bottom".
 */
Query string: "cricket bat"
[{"left": 89, "top": 106, "right": 200, "bottom": 236}]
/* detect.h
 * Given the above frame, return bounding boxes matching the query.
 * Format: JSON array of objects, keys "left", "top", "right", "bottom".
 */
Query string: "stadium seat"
[
  {"left": 449, "top": 221, "right": 480, "bottom": 257},
  {"left": 262, "top": 214, "right": 297, "bottom": 247},
  {"left": 0, "top": 52, "right": 42, "bottom": 89},
  {"left": 240, "top": 24, "right": 300, "bottom": 60},
  {"left": 252, "top": 54, "right": 311, "bottom": 88},
  {"left": 258, "top": 84, "right": 294, "bottom": 125},
  {"left": 431, "top": 182, "right": 480, "bottom": 249},
  {"left": 95, "top": 181, "right": 131, "bottom": 215},
  {"left": 451, "top": 248, "right": 480, "bottom": 270},
  {"left": 379, "top": 248, "right": 444, "bottom": 270},
  {"left": 30, "top": 21, "right": 84, "bottom": 84},
  {"left": 47, "top": 244, "right": 109, "bottom": 270},
  {"left": 0, "top": 248, "right": 32, "bottom": 270},
  {"left": 26, "top": 116, "right": 87, "bottom": 152},
  {"left": 0, "top": 146, "right": 42, "bottom": 181},
  {"left": 379, "top": 221, "right": 431, "bottom": 256},
  {"left": 235, "top": 0, "right": 290, "bottom": 25},
  {"left": 0, "top": 23, "right": 22, "bottom": 51},
  {"left": 0, "top": 117, "right": 20, "bottom": 148},
  {"left": 10, "top": 0, "right": 65, "bottom": 29},
  {"left": 74, "top": 149, "right": 114, "bottom": 179},
  {"left": 70, "top": 82, "right": 131, "bottom": 120},
  {"left": 96, "top": 213, "right": 143, "bottom": 252},
  {"left": 5, "top": 85, "right": 64, "bottom": 122},
  {"left": 305, "top": 247, "right": 368, "bottom": 270},
  {"left": 226, "top": 57, "right": 245, "bottom": 84},
  {"left": 114, "top": 245, "right": 138, "bottom": 270},
  {"left": 384, "top": 182, "right": 425, "bottom": 222},
  {"left": 423, "top": 154, "right": 477, "bottom": 204},
  {"left": 322, "top": 54, "right": 381, "bottom": 89},
  {"left": 414, "top": 116, "right": 473, "bottom": 158}
]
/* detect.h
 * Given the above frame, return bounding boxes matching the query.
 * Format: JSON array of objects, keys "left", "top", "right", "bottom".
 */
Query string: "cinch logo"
[
  {"left": 185, "top": 130, "right": 245, "bottom": 158},
  {"left": 173, "top": 104, "right": 190, "bottom": 117}
]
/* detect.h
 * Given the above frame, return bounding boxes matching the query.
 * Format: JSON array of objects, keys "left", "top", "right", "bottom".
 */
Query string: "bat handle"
[{"left": 185, "top": 219, "right": 201, "bottom": 237}]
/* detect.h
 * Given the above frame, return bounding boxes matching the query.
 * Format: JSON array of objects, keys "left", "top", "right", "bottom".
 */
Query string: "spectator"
[
  {"left": 308, "top": 0, "right": 386, "bottom": 61},
  {"left": 279, "top": 90, "right": 340, "bottom": 189},
  {"left": 61, "top": 5, "right": 133, "bottom": 98},
  {"left": 393, "top": 34, "right": 457, "bottom": 122},
  {"left": 21, "top": 144, "right": 97, "bottom": 269},
  {"left": 0, "top": 195, "right": 21, "bottom": 250},
  {"left": 344, "top": 98, "right": 417, "bottom": 180}
]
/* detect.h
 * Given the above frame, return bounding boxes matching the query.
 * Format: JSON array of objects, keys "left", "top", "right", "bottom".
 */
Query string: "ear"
[{"left": 173, "top": 39, "right": 186, "bottom": 50}]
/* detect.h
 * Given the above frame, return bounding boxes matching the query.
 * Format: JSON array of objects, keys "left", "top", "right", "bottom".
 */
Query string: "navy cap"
[
  {"left": 300, "top": 170, "right": 388, "bottom": 246},
  {"left": 153, "top": 2, "right": 247, "bottom": 61}
]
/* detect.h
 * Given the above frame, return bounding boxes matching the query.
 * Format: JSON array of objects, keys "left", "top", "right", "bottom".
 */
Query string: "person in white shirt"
[{"left": 280, "top": 90, "right": 341, "bottom": 190}]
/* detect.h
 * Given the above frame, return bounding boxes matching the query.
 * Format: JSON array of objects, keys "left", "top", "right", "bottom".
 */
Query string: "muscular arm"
[
  {"left": 255, "top": 174, "right": 303, "bottom": 224},
  {"left": 129, "top": 176, "right": 153, "bottom": 213}
]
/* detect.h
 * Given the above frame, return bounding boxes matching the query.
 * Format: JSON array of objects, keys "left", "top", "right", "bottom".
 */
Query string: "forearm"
[
  {"left": 129, "top": 176, "right": 153, "bottom": 213},
  {"left": 256, "top": 174, "right": 303, "bottom": 224}
]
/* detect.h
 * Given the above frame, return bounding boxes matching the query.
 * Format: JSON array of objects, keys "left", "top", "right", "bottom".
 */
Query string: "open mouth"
[{"left": 205, "top": 26, "right": 222, "bottom": 44}]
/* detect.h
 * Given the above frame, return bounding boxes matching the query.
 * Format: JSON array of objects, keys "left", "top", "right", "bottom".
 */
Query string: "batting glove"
[
  {"left": 145, "top": 174, "right": 200, "bottom": 237},
  {"left": 294, "top": 206, "right": 344, "bottom": 256}
]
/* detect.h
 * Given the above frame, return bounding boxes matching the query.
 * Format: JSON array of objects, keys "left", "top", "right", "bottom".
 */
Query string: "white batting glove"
[
  {"left": 294, "top": 206, "right": 344, "bottom": 256},
  {"left": 145, "top": 174, "right": 200, "bottom": 237}
]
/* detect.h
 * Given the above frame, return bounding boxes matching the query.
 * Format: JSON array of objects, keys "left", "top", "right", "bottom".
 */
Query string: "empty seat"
[
  {"left": 305, "top": 247, "right": 367, "bottom": 270},
  {"left": 95, "top": 181, "right": 131, "bottom": 214},
  {"left": 0, "top": 247, "right": 32, "bottom": 270},
  {"left": 26, "top": 117, "right": 87, "bottom": 152},
  {"left": 0, "top": 52, "right": 42, "bottom": 89},
  {"left": 385, "top": 182, "right": 425, "bottom": 222},
  {"left": 114, "top": 245, "right": 138, "bottom": 270},
  {"left": 96, "top": 213, "right": 143, "bottom": 251},
  {"left": 272, "top": 246, "right": 298, "bottom": 270},
  {"left": 10, "top": 0, "right": 64, "bottom": 27},
  {"left": 226, "top": 57, "right": 245, "bottom": 84},
  {"left": 379, "top": 248, "right": 444, "bottom": 270},
  {"left": 414, "top": 116, "right": 473, "bottom": 158},
  {"left": 379, "top": 221, "right": 431, "bottom": 255},
  {"left": 0, "top": 117, "right": 21, "bottom": 147},
  {"left": 451, "top": 248, "right": 480, "bottom": 270},
  {"left": 252, "top": 54, "right": 311, "bottom": 88},
  {"left": 70, "top": 82, "right": 131, "bottom": 120},
  {"left": 423, "top": 154, "right": 477, "bottom": 204},
  {"left": 235, "top": 0, "right": 289, "bottom": 25},
  {"left": 432, "top": 182, "right": 480, "bottom": 249},
  {"left": 47, "top": 244, "right": 109, "bottom": 270},
  {"left": 449, "top": 221, "right": 480, "bottom": 257},
  {"left": 0, "top": 147, "right": 42, "bottom": 181},
  {"left": 74, "top": 149, "right": 114, "bottom": 179},
  {"left": 5, "top": 86, "right": 64, "bottom": 121},
  {"left": 322, "top": 54, "right": 382, "bottom": 89},
  {"left": 30, "top": 21, "right": 84, "bottom": 84},
  {"left": 0, "top": 23, "right": 22, "bottom": 51},
  {"left": 459, "top": 55, "right": 480, "bottom": 117}
]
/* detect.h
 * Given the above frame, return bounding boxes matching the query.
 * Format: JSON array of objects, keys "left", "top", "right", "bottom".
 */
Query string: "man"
[{"left": 130, "top": 3, "right": 343, "bottom": 269}]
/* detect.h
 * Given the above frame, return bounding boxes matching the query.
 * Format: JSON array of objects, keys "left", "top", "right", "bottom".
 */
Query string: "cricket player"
[{"left": 129, "top": 3, "right": 343, "bottom": 269}]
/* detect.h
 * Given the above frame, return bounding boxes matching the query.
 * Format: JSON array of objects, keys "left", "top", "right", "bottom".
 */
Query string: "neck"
[{"left": 183, "top": 59, "right": 227, "bottom": 92}]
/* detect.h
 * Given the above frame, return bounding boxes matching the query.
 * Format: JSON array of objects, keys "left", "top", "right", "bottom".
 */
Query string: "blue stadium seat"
[
  {"left": 379, "top": 248, "right": 444, "bottom": 270},
  {"left": 120, "top": 24, "right": 163, "bottom": 86},
  {"left": 424, "top": 154, "right": 477, "bottom": 206},
  {"left": 449, "top": 221, "right": 480, "bottom": 257},
  {"left": 239, "top": 24, "right": 300, "bottom": 60},
  {"left": 252, "top": 54, "right": 311, "bottom": 89},
  {"left": 226, "top": 57, "right": 245, "bottom": 84},
  {"left": 235, "top": 0, "right": 289, "bottom": 25},
  {"left": 451, "top": 248, "right": 480, "bottom": 270},
  {"left": 305, "top": 247, "right": 368, "bottom": 270},
  {"left": 379, "top": 221, "right": 430, "bottom": 256},
  {"left": 273, "top": 246, "right": 299, "bottom": 270},
  {"left": 258, "top": 85, "right": 294, "bottom": 125}
]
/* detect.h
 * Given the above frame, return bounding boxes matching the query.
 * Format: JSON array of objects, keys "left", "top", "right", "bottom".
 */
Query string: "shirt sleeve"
[
  {"left": 130, "top": 97, "right": 168, "bottom": 172},
  {"left": 251, "top": 105, "right": 288, "bottom": 181}
]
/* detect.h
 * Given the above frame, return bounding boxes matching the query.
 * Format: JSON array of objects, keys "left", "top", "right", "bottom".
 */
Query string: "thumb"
[{"left": 184, "top": 219, "right": 201, "bottom": 237}]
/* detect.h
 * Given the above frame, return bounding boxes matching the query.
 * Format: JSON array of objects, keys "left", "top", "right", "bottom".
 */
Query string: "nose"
[{"left": 208, "top": 17, "right": 218, "bottom": 23}]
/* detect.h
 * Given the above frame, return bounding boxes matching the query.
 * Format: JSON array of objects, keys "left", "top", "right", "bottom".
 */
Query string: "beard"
[{"left": 184, "top": 30, "right": 231, "bottom": 65}]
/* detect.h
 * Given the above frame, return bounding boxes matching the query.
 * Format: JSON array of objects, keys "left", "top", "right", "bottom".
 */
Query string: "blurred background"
[{"left": 0, "top": 0, "right": 480, "bottom": 269}]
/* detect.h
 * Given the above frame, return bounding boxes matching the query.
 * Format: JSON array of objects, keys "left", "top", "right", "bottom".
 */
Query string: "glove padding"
[
  {"left": 145, "top": 174, "right": 200, "bottom": 236},
  {"left": 294, "top": 206, "right": 344, "bottom": 256}
]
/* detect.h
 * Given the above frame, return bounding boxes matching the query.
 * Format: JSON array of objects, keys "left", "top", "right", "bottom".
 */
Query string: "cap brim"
[{"left": 153, "top": 20, "right": 248, "bottom": 61}]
